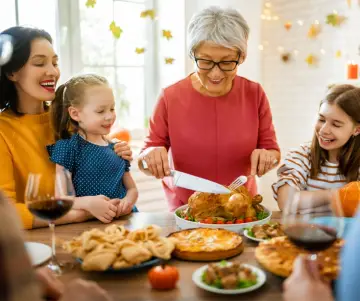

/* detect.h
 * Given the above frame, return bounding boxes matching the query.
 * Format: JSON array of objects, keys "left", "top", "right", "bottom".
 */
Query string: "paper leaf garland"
[
  {"left": 308, "top": 23, "right": 321, "bottom": 39},
  {"left": 140, "top": 9, "right": 156, "bottom": 20},
  {"left": 109, "top": 21, "right": 123, "bottom": 39},
  {"left": 326, "top": 13, "right": 347, "bottom": 27},
  {"left": 85, "top": 0, "right": 96, "bottom": 8},
  {"left": 335, "top": 50, "right": 342, "bottom": 58},
  {"left": 305, "top": 54, "right": 318, "bottom": 66},
  {"left": 164, "top": 57, "right": 175, "bottom": 64},
  {"left": 281, "top": 52, "right": 291, "bottom": 63},
  {"left": 135, "top": 48, "right": 145, "bottom": 54},
  {"left": 162, "top": 30, "right": 173, "bottom": 40},
  {"left": 284, "top": 22, "right": 292, "bottom": 30}
]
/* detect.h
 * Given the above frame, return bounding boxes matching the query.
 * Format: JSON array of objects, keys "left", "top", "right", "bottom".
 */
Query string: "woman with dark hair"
[
  {"left": 0, "top": 26, "right": 132, "bottom": 229},
  {"left": 273, "top": 84, "right": 360, "bottom": 213}
]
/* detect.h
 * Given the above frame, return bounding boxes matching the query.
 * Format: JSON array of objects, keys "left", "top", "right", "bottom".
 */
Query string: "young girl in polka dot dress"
[{"left": 47, "top": 74, "right": 138, "bottom": 223}]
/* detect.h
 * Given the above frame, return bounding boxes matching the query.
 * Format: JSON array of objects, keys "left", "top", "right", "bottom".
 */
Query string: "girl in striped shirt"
[{"left": 273, "top": 84, "right": 360, "bottom": 213}]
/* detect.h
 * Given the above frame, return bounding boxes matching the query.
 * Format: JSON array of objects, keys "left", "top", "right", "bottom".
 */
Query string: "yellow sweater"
[{"left": 0, "top": 109, "right": 55, "bottom": 229}]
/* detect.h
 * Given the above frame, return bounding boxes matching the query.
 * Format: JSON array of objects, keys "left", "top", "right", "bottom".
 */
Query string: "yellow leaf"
[
  {"left": 335, "top": 50, "right": 342, "bottom": 58},
  {"left": 140, "top": 9, "right": 156, "bottom": 20},
  {"left": 307, "top": 23, "right": 321, "bottom": 39},
  {"left": 165, "top": 57, "right": 175, "bottom": 64},
  {"left": 305, "top": 54, "right": 318, "bottom": 66},
  {"left": 85, "top": 0, "right": 96, "bottom": 8},
  {"left": 109, "top": 21, "right": 123, "bottom": 39},
  {"left": 162, "top": 30, "right": 173, "bottom": 40},
  {"left": 135, "top": 47, "right": 145, "bottom": 54}
]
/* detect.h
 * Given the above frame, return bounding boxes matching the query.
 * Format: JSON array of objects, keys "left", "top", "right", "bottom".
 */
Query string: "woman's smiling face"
[{"left": 193, "top": 42, "right": 240, "bottom": 97}]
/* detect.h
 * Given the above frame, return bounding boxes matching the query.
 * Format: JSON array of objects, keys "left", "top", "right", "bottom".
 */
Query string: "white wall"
[{"left": 259, "top": 0, "right": 360, "bottom": 208}]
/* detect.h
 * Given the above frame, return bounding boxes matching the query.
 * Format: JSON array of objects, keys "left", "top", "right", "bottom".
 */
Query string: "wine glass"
[
  {"left": 25, "top": 168, "right": 75, "bottom": 275},
  {"left": 282, "top": 187, "right": 344, "bottom": 261}
]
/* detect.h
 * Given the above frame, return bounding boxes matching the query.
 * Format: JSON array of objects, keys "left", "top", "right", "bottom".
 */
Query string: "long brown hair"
[
  {"left": 310, "top": 84, "right": 360, "bottom": 182},
  {"left": 51, "top": 74, "right": 108, "bottom": 141}
]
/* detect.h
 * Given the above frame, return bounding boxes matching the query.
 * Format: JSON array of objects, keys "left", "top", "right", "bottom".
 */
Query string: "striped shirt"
[{"left": 272, "top": 144, "right": 358, "bottom": 213}]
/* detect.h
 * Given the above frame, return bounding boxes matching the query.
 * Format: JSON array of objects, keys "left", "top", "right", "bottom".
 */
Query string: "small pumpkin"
[
  {"left": 148, "top": 265, "right": 179, "bottom": 290},
  {"left": 337, "top": 181, "right": 360, "bottom": 217},
  {"left": 109, "top": 128, "right": 131, "bottom": 142}
]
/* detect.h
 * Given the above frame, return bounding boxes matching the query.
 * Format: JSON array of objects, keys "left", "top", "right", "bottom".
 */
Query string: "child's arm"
[
  {"left": 116, "top": 172, "right": 139, "bottom": 217},
  {"left": 277, "top": 183, "right": 331, "bottom": 211},
  {"left": 55, "top": 164, "right": 119, "bottom": 224},
  {"left": 273, "top": 145, "right": 333, "bottom": 212}
]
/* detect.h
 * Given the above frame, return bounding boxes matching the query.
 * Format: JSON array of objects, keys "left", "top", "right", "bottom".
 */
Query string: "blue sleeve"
[
  {"left": 46, "top": 138, "right": 77, "bottom": 173},
  {"left": 337, "top": 211, "right": 360, "bottom": 301}
]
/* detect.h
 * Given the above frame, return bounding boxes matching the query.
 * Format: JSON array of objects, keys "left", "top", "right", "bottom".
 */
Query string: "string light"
[{"left": 258, "top": 44, "right": 264, "bottom": 51}]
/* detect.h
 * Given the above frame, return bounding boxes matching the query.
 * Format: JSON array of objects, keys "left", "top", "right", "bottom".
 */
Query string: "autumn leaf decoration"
[
  {"left": 162, "top": 30, "right": 173, "bottom": 40},
  {"left": 165, "top": 57, "right": 175, "bottom": 64},
  {"left": 135, "top": 48, "right": 145, "bottom": 54},
  {"left": 109, "top": 21, "right": 123, "bottom": 39},
  {"left": 281, "top": 52, "right": 291, "bottom": 63},
  {"left": 307, "top": 23, "right": 321, "bottom": 39},
  {"left": 85, "top": 0, "right": 96, "bottom": 8},
  {"left": 305, "top": 54, "right": 318, "bottom": 66},
  {"left": 140, "top": 9, "right": 156, "bottom": 20},
  {"left": 284, "top": 22, "right": 292, "bottom": 31},
  {"left": 326, "top": 12, "right": 347, "bottom": 27}
]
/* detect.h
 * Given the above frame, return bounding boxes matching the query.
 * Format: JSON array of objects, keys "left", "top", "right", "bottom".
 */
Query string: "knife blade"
[
  {"left": 170, "top": 170, "right": 231, "bottom": 194},
  {"left": 140, "top": 160, "right": 231, "bottom": 194}
]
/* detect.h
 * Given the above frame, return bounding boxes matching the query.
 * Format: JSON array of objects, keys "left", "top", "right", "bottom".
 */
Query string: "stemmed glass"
[
  {"left": 282, "top": 188, "right": 344, "bottom": 261},
  {"left": 25, "top": 168, "right": 75, "bottom": 275}
]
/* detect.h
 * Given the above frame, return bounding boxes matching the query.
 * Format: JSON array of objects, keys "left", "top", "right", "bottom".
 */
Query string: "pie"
[
  {"left": 168, "top": 228, "right": 244, "bottom": 261},
  {"left": 255, "top": 236, "right": 344, "bottom": 280}
]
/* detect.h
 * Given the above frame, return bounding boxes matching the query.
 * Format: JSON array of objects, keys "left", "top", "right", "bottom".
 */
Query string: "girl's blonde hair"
[
  {"left": 51, "top": 74, "right": 108, "bottom": 141},
  {"left": 310, "top": 84, "right": 360, "bottom": 182}
]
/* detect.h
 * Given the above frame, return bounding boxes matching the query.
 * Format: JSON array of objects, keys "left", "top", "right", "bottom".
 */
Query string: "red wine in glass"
[
  {"left": 25, "top": 170, "right": 75, "bottom": 275},
  {"left": 285, "top": 224, "right": 337, "bottom": 252},
  {"left": 28, "top": 199, "right": 74, "bottom": 221}
]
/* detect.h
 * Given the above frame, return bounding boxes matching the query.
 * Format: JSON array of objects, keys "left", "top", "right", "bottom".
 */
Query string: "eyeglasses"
[{"left": 194, "top": 54, "right": 240, "bottom": 71}]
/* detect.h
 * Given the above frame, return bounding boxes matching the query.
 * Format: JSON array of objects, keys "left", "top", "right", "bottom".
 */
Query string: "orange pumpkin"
[
  {"left": 337, "top": 181, "right": 360, "bottom": 217},
  {"left": 109, "top": 128, "right": 131, "bottom": 142}
]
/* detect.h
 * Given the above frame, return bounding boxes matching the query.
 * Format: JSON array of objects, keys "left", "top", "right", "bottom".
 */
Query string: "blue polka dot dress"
[{"left": 47, "top": 134, "right": 138, "bottom": 212}]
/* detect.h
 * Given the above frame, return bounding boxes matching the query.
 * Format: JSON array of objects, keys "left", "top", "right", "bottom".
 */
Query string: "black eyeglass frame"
[{"left": 193, "top": 53, "right": 241, "bottom": 71}]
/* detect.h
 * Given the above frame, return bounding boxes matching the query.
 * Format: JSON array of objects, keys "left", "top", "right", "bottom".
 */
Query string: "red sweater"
[{"left": 143, "top": 75, "right": 280, "bottom": 211}]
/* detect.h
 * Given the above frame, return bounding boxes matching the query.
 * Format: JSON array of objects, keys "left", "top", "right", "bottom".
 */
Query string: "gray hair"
[{"left": 187, "top": 6, "right": 250, "bottom": 61}]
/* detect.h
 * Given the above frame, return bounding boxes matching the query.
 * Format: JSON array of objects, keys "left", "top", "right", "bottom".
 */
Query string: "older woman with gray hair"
[{"left": 138, "top": 6, "right": 280, "bottom": 211}]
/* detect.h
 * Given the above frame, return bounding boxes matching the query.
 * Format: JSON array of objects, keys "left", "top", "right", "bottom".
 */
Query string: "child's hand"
[
  {"left": 87, "top": 195, "right": 120, "bottom": 223},
  {"left": 114, "top": 198, "right": 134, "bottom": 217}
]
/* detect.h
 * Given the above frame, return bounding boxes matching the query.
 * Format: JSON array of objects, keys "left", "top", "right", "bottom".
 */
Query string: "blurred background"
[{"left": 2, "top": 0, "right": 360, "bottom": 211}]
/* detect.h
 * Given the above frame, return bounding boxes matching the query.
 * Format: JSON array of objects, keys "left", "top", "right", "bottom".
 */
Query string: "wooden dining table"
[{"left": 25, "top": 211, "right": 284, "bottom": 301}]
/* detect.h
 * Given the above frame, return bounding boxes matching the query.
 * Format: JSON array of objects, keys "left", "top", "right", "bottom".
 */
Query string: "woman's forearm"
[
  {"left": 277, "top": 184, "right": 330, "bottom": 211},
  {"left": 32, "top": 209, "right": 91, "bottom": 228}
]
